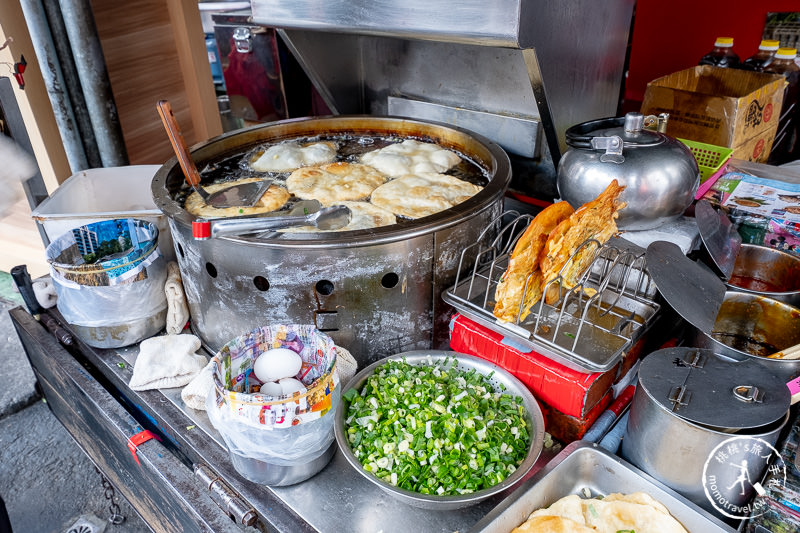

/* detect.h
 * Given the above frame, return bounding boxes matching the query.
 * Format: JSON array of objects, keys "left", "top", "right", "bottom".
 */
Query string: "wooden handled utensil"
[
  {"left": 766, "top": 342, "right": 800, "bottom": 360},
  {"left": 157, "top": 100, "right": 271, "bottom": 208}
]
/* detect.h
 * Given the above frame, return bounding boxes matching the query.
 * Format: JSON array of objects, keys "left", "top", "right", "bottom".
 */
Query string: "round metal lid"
[
  {"left": 646, "top": 240, "right": 727, "bottom": 334},
  {"left": 638, "top": 346, "right": 790, "bottom": 431},
  {"left": 696, "top": 200, "right": 742, "bottom": 281}
]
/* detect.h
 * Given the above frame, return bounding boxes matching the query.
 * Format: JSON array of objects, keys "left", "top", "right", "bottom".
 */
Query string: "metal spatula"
[{"left": 157, "top": 100, "right": 271, "bottom": 208}]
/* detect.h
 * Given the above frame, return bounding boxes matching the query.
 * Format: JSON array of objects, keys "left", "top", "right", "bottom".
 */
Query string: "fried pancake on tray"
[
  {"left": 185, "top": 178, "right": 290, "bottom": 218},
  {"left": 513, "top": 492, "right": 688, "bottom": 533},
  {"left": 492, "top": 201, "right": 574, "bottom": 322},
  {"left": 539, "top": 180, "right": 626, "bottom": 304}
]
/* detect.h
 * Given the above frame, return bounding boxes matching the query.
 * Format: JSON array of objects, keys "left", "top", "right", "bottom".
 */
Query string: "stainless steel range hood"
[{"left": 249, "top": 0, "right": 634, "bottom": 191}]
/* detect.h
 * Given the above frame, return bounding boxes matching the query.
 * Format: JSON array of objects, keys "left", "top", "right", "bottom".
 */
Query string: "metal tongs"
[
  {"left": 192, "top": 201, "right": 352, "bottom": 239},
  {"left": 157, "top": 99, "right": 272, "bottom": 208}
]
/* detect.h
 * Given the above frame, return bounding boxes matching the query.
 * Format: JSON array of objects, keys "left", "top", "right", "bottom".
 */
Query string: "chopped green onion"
[{"left": 342, "top": 358, "right": 530, "bottom": 496}]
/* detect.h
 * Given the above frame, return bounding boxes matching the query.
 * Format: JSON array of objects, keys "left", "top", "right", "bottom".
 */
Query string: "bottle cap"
[
  {"left": 759, "top": 40, "right": 780, "bottom": 51},
  {"left": 714, "top": 37, "right": 734, "bottom": 47},
  {"left": 775, "top": 47, "right": 798, "bottom": 59}
]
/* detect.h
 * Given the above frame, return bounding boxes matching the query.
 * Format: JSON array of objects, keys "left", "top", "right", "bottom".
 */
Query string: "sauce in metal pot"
[{"left": 727, "top": 275, "right": 787, "bottom": 293}]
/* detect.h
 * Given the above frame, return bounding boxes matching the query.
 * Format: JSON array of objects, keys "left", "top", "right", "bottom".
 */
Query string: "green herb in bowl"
[{"left": 342, "top": 356, "right": 531, "bottom": 496}]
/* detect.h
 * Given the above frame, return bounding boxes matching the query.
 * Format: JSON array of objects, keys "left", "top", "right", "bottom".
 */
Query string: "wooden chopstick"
[{"left": 767, "top": 342, "right": 800, "bottom": 360}]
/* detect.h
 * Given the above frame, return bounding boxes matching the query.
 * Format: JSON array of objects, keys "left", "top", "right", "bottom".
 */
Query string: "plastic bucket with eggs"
[{"left": 205, "top": 324, "right": 340, "bottom": 486}]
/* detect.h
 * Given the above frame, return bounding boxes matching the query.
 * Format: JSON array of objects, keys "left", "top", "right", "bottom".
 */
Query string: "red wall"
[{"left": 624, "top": 1, "right": 799, "bottom": 107}]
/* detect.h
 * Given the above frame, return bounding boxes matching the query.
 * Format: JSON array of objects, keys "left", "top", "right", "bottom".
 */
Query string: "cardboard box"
[{"left": 641, "top": 66, "right": 785, "bottom": 163}]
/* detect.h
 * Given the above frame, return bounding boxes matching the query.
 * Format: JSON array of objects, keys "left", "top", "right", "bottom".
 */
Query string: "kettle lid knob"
[{"left": 624, "top": 112, "right": 645, "bottom": 133}]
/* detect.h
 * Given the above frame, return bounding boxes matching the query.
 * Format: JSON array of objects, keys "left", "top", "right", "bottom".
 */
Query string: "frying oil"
[{"left": 183, "top": 134, "right": 490, "bottom": 221}]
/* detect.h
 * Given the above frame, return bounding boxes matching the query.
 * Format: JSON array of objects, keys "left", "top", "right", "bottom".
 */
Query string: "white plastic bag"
[
  {"left": 46, "top": 218, "right": 167, "bottom": 327},
  {"left": 206, "top": 387, "right": 339, "bottom": 466}
]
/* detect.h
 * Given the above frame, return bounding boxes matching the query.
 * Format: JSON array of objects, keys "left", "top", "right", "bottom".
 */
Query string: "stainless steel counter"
[{"left": 11, "top": 307, "right": 557, "bottom": 533}]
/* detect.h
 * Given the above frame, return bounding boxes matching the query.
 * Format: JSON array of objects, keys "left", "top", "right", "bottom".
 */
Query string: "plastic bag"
[
  {"left": 46, "top": 219, "right": 167, "bottom": 327},
  {"left": 206, "top": 386, "right": 339, "bottom": 466}
]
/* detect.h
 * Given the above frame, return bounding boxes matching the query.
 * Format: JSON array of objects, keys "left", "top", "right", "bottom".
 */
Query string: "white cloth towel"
[
  {"left": 32, "top": 278, "right": 57, "bottom": 309},
  {"left": 619, "top": 216, "right": 700, "bottom": 255},
  {"left": 181, "top": 359, "right": 215, "bottom": 411},
  {"left": 129, "top": 334, "right": 207, "bottom": 391},
  {"left": 335, "top": 346, "right": 358, "bottom": 386},
  {"left": 164, "top": 261, "right": 190, "bottom": 334}
]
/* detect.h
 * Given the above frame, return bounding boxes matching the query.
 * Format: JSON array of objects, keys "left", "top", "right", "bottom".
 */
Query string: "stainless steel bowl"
[
  {"left": 333, "top": 350, "right": 545, "bottom": 510},
  {"left": 725, "top": 243, "right": 800, "bottom": 307},
  {"left": 688, "top": 291, "right": 800, "bottom": 378}
]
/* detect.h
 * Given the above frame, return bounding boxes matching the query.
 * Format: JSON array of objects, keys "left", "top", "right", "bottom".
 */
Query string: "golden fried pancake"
[
  {"left": 251, "top": 141, "right": 337, "bottom": 172},
  {"left": 185, "top": 178, "right": 290, "bottom": 218},
  {"left": 370, "top": 172, "right": 482, "bottom": 219},
  {"left": 540, "top": 180, "right": 626, "bottom": 304},
  {"left": 493, "top": 201, "right": 574, "bottom": 322},
  {"left": 360, "top": 139, "right": 461, "bottom": 177},
  {"left": 287, "top": 162, "right": 388, "bottom": 202},
  {"left": 279, "top": 201, "right": 397, "bottom": 233},
  {"left": 518, "top": 492, "right": 688, "bottom": 533},
  {"left": 512, "top": 515, "right": 596, "bottom": 533}
]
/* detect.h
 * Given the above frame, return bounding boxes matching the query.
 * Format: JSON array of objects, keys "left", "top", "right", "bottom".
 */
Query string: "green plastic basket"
[
  {"left": 678, "top": 138, "right": 733, "bottom": 183},
  {"left": 678, "top": 138, "right": 734, "bottom": 199}
]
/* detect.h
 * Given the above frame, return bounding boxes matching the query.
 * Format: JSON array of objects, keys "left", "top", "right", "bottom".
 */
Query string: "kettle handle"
[
  {"left": 565, "top": 116, "right": 624, "bottom": 149},
  {"left": 565, "top": 112, "right": 669, "bottom": 149}
]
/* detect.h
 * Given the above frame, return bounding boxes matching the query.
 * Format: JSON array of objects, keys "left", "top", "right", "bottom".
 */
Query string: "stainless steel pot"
[
  {"left": 557, "top": 112, "right": 699, "bottom": 230},
  {"left": 725, "top": 243, "right": 800, "bottom": 307},
  {"left": 151, "top": 116, "right": 511, "bottom": 365},
  {"left": 621, "top": 347, "right": 790, "bottom": 518},
  {"left": 689, "top": 291, "right": 800, "bottom": 379}
]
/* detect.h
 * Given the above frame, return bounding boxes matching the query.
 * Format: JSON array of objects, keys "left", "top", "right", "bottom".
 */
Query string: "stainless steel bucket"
[{"left": 621, "top": 347, "right": 790, "bottom": 519}]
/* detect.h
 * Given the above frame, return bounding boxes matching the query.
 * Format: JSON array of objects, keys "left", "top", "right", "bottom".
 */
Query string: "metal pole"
[
  {"left": 58, "top": 0, "right": 129, "bottom": 167},
  {"left": 19, "top": 0, "right": 89, "bottom": 173},
  {"left": 41, "top": 0, "right": 103, "bottom": 168}
]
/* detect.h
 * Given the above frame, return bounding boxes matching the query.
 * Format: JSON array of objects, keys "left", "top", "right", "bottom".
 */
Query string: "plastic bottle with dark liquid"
[
  {"left": 698, "top": 37, "right": 740, "bottom": 68},
  {"left": 765, "top": 48, "right": 800, "bottom": 165},
  {"left": 741, "top": 39, "right": 780, "bottom": 72}
]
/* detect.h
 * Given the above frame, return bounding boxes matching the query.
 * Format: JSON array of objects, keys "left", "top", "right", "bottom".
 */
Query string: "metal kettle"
[{"left": 556, "top": 112, "right": 700, "bottom": 231}]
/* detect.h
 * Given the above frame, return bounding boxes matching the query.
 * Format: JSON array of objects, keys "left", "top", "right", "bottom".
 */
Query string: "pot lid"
[
  {"left": 696, "top": 200, "right": 742, "bottom": 280},
  {"left": 645, "top": 240, "right": 727, "bottom": 333},
  {"left": 638, "top": 346, "right": 790, "bottom": 430}
]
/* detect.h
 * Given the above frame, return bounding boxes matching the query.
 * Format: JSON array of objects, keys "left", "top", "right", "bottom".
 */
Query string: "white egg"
[
  {"left": 279, "top": 377, "right": 306, "bottom": 395},
  {"left": 259, "top": 381, "right": 283, "bottom": 397},
  {"left": 253, "top": 348, "right": 302, "bottom": 383}
]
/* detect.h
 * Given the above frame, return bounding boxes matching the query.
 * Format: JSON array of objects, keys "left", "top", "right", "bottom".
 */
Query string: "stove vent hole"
[
  {"left": 381, "top": 273, "right": 399, "bottom": 289},
  {"left": 205, "top": 262, "right": 218, "bottom": 278},
  {"left": 316, "top": 280, "right": 334, "bottom": 295},
  {"left": 253, "top": 276, "right": 270, "bottom": 291}
]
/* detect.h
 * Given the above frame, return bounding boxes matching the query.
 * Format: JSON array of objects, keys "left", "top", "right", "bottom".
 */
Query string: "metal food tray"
[
  {"left": 442, "top": 212, "right": 660, "bottom": 373},
  {"left": 469, "top": 441, "right": 737, "bottom": 533}
]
